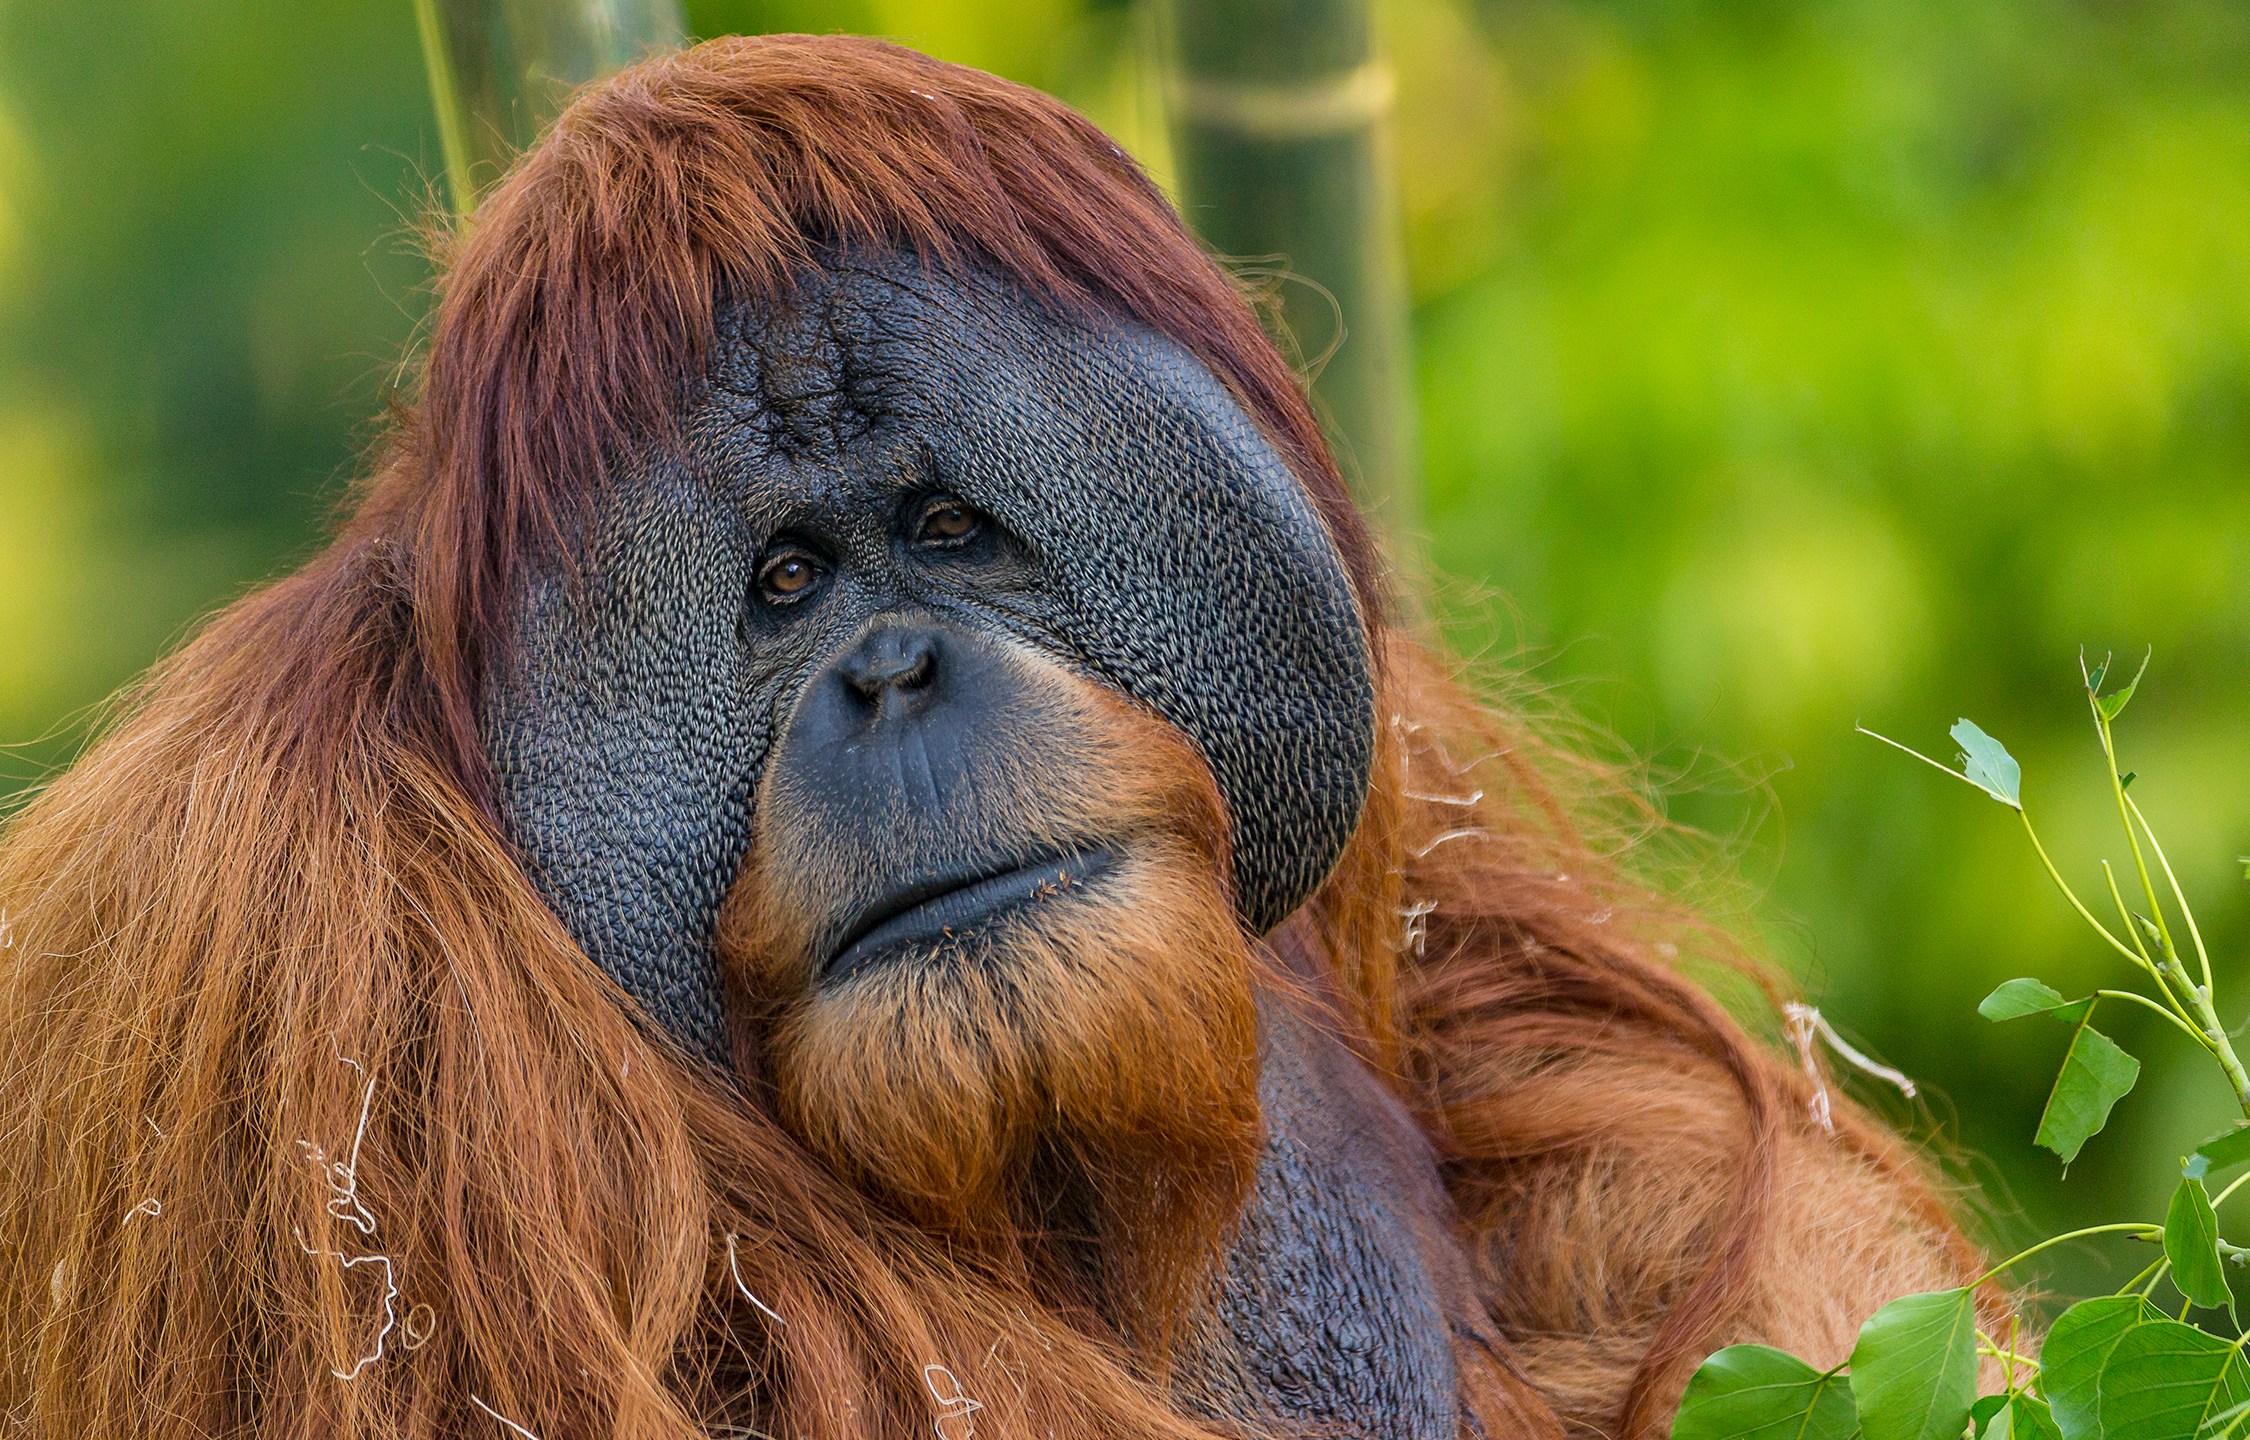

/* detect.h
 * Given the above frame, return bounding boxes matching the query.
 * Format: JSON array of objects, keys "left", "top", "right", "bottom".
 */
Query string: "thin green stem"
[
  {"left": 2019, "top": 813, "right": 2158, "bottom": 970},
  {"left": 2214, "top": 1170, "right": 2250, "bottom": 1211},
  {"left": 2119, "top": 1254, "right": 2168, "bottom": 1296},
  {"left": 2208, "top": 1024, "right": 2250, "bottom": 1119},
  {"left": 2093, "top": 703, "right": 2179, "bottom": 964},
  {"left": 2084, "top": 705, "right": 2246, "bottom": 1115},
  {"left": 1977, "top": 1327, "right": 2006, "bottom": 1392},
  {"left": 2100, "top": 857, "right": 2208, "bottom": 1033},
  {"left": 2143, "top": 1258, "right": 2173, "bottom": 1298},
  {"left": 1857, "top": 726, "right": 1977, "bottom": 786},
  {"left": 1991, "top": 1315, "right": 2032, "bottom": 1394},
  {"left": 1974, "top": 1223, "right": 2165, "bottom": 1288},
  {"left": 1979, "top": 1332, "right": 2040, "bottom": 1395},
  {"left": 2085, "top": 746, "right": 2250, "bottom": 1113},
  {"left": 2128, "top": 791, "right": 2215, "bottom": 994},
  {"left": 1977, "top": 1347, "right": 2040, "bottom": 1372},
  {"left": 2022, "top": 804, "right": 2250, "bottom": 1112},
  {"left": 2097, "top": 989, "right": 2217, "bottom": 1049},
  {"left": 2102, "top": 858, "right": 2164, "bottom": 977},
  {"left": 413, "top": 0, "right": 479, "bottom": 217}
]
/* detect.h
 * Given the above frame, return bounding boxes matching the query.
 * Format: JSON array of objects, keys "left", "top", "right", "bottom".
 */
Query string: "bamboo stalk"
[
  {"left": 414, "top": 0, "right": 687, "bottom": 215},
  {"left": 1158, "top": 0, "right": 1419, "bottom": 529}
]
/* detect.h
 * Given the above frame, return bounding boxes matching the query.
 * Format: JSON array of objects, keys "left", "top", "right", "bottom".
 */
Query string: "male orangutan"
[{"left": 0, "top": 33, "right": 1999, "bottom": 1440}]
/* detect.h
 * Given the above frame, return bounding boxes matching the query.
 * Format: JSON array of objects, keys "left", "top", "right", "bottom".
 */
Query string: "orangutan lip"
[{"left": 824, "top": 844, "right": 1119, "bottom": 982}]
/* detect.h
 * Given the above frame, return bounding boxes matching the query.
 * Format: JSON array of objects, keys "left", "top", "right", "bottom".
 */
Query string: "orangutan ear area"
[{"left": 0, "top": 24, "right": 2242, "bottom": 1440}]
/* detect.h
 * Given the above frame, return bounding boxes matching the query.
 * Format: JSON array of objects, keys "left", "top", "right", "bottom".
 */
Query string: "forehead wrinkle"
[
  {"left": 696, "top": 272, "right": 1014, "bottom": 546},
  {"left": 821, "top": 260, "right": 1191, "bottom": 473},
  {"left": 683, "top": 406, "right": 931, "bottom": 557},
  {"left": 704, "top": 282, "right": 878, "bottom": 465},
  {"left": 702, "top": 257, "right": 1092, "bottom": 490}
]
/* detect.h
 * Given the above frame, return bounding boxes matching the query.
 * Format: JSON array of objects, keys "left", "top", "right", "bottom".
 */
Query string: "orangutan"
[{"left": 0, "top": 33, "right": 1994, "bottom": 1440}]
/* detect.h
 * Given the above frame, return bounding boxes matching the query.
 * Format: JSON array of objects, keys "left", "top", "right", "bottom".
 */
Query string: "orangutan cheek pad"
[{"left": 483, "top": 258, "right": 1374, "bottom": 1064}]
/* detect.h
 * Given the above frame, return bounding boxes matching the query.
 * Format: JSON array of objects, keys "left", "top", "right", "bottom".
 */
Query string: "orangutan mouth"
[{"left": 824, "top": 844, "right": 1121, "bottom": 981}]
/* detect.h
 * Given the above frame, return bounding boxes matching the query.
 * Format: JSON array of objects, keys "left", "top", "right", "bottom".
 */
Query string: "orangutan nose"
[{"left": 838, "top": 626, "right": 939, "bottom": 712}]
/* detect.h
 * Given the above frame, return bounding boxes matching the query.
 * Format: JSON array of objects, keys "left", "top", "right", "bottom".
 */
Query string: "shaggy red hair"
[{"left": 0, "top": 33, "right": 1996, "bottom": 1440}]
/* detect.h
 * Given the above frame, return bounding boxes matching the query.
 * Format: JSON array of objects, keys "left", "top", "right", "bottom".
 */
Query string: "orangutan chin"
[{"left": 0, "top": 32, "right": 1998, "bottom": 1440}]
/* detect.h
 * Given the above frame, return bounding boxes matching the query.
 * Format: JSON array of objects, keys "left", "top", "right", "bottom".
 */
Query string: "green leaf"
[
  {"left": 1974, "top": 1395, "right": 2011, "bottom": 1436},
  {"left": 2169, "top": 1174, "right": 2237, "bottom": 1319},
  {"left": 2195, "top": 1127, "right": 2250, "bottom": 1177},
  {"left": 2095, "top": 648, "right": 2152, "bottom": 722},
  {"left": 2095, "top": 1318, "right": 2250, "bottom": 1439},
  {"left": 1991, "top": 1394, "right": 2065, "bottom": 1440},
  {"left": 2208, "top": 1397, "right": 2250, "bottom": 1440},
  {"left": 1673, "top": 1345, "right": 1860, "bottom": 1440},
  {"left": 1977, "top": 1394, "right": 2063, "bottom": 1440},
  {"left": 2041, "top": 1295, "right": 2164, "bottom": 1440},
  {"left": 1977, "top": 991, "right": 2134, "bottom": 1160},
  {"left": 2036, "top": 1011, "right": 2140, "bottom": 1164},
  {"left": 1951, "top": 718, "right": 2024, "bottom": 809},
  {"left": 2122, "top": 771, "right": 2139, "bottom": 791},
  {"left": 1981, "top": 978, "right": 2064, "bottom": 1020},
  {"left": 1849, "top": 1288, "right": 1979, "bottom": 1440},
  {"left": 1981, "top": 979, "right": 2078, "bottom": 1022}
]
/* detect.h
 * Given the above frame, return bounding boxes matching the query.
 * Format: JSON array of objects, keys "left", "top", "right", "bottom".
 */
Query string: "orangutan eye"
[
  {"left": 756, "top": 547, "right": 825, "bottom": 603},
  {"left": 914, "top": 497, "right": 982, "bottom": 546}
]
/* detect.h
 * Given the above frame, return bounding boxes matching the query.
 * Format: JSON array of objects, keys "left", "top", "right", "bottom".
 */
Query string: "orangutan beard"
[{"left": 718, "top": 811, "right": 1265, "bottom": 1333}]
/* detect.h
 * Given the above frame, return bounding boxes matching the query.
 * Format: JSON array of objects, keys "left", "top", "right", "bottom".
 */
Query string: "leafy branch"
[{"left": 1678, "top": 653, "right": 2250, "bottom": 1440}]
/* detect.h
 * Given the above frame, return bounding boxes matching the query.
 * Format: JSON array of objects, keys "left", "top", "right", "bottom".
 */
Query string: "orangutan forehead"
[
  {"left": 684, "top": 257, "right": 1202, "bottom": 508},
  {"left": 693, "top": 265, "right": 916, "bottom": 464}
]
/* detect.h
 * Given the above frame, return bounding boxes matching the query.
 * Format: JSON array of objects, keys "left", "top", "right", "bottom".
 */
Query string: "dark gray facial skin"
[
  {"left": 484, "top": 256, "right": 1375, "bottom": 1062},
  {"left": 481, "top": 256, "right": 1465, "bottom": 1436}
]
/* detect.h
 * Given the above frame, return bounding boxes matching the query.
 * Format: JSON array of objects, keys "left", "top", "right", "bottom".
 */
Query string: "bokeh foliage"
[{"left": 2, "top": 0, "right": 2245, "bottom": 1304}]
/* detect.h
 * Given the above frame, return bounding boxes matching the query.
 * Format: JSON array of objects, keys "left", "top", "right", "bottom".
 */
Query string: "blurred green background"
[{"left": 3, "top": 0, "right": 2246, "bottom": 1304}]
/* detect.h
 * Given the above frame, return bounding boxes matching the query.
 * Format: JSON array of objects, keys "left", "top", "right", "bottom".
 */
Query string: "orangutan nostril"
[{"left": 840, "top": 630, "right": 938, "bottom": 706}]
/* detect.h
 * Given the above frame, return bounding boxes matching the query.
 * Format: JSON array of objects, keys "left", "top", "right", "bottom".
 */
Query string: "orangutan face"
[{"left": 481, "top": 256, "right": 1374, "bottom": 1242}]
